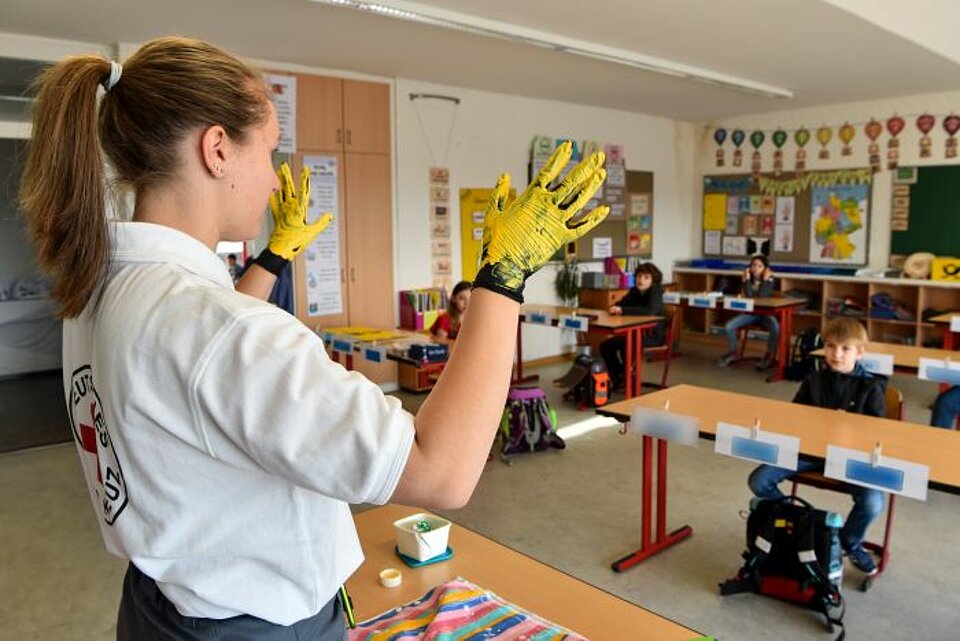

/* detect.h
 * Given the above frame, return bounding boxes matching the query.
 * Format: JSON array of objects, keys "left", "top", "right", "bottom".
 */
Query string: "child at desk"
[
  {"left": 748, "top": 317, "right": 886, "bottom": 576},
  {"left": 718, "top": 254, "right": 779, "bottom": 370},
  {"left": 430, "top": 280, "right": 471, "bottom": 340},
  {"left": 931, "top": 385, "right": 960, "bottom": 428},
  {"left": 599, "top": 262, "right": 665, "bottom": 389}
]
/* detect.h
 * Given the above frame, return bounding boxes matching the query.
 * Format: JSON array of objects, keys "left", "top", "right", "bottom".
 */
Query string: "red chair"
[
  {"left": 642, "top": 306, "right": 681, "bottom": 389},
  {"left": 790, "top": 385, "right": 903, "bottom": 591}
]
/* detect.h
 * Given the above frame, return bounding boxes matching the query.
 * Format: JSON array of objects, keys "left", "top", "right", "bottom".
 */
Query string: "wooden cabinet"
[
  {"left": 345, "top": 152, "right": 393, "bottom": 327},
  {"left": 294, "top": 75, "right": 390, "bottom": 155},
  {"left": 674, "top": 267, "right": 960, "bottom": 348}
]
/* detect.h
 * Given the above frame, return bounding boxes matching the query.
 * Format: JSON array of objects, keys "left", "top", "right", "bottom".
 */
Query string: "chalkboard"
[{"left": 890, "top": 165, "right": 960, "bottom": 256}]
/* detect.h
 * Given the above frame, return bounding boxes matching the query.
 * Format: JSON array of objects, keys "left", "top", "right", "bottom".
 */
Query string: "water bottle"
[{"left": 825, "top": 511, "right": 844, "bottom": 592}]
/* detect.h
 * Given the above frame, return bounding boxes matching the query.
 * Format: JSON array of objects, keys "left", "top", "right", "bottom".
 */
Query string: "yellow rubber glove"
[
  {"left": 474, "top": 141, "right": 609, "bottom": 303},
  {"left": 267, "top": 163, "right": 333, "bottom": 260}
]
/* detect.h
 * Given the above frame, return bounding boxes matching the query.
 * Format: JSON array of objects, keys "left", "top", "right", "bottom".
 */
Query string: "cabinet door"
[
  {"left": 297, "top": 75, "right": 344, "bottom": 152},
  {"left": 343, "top": 80, "right": 391, "bottom": 154},
  {"left": 345, "top": 152, "right": 393, "bottom": 327},
  {"left": 292, "top": 153, "right": 350, "bottom": 329}
]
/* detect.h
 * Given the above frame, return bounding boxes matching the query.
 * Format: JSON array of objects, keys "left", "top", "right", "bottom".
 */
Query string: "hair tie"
[{"left": 102, "top": 61, "right": 122, "bottom": 92}]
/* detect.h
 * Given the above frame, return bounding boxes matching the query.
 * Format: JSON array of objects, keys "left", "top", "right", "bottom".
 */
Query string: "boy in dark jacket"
[
  {"left": 718, "top": 254, "right": 779, "bottom": 370},
  {"left": 748, "top": 317, "right": 886, "bottom": 576},
  {"left": 600, "top": 262, "right": 665, "bottom": 389}
]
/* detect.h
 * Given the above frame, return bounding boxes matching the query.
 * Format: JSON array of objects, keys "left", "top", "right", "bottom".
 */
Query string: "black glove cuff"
[
  {"left": 254, "top": 248, "right": 289, "bottom": 277},
  {"left": 472, "top": 264, "right": 525, "bottom": 304}
]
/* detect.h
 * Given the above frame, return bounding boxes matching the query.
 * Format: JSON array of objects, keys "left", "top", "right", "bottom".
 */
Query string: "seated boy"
[{"left": 747, "top": 317, "right": 886, "bottom": 576}]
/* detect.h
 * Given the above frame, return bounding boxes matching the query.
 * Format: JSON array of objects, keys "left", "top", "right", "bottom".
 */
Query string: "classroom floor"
[{"left": 1, "top": 340, "right": 957, "bottom": 641}]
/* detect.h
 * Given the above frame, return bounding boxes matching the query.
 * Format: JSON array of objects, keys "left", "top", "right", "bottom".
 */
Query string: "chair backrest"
[{"left": 885, "top": 385, "right": 904, "bottom": 421}]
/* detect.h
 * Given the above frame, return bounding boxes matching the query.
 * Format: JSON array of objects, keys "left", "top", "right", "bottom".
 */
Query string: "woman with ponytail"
[{"left": 21, "top": 37, "right": 609, "bottom": 640}]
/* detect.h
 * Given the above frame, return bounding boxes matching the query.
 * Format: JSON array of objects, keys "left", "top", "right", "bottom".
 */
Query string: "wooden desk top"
[
  {"left": 599, "top": 385, "right": 960, "bottom": 490},
  {"left": 667, "top": 296, "right": 806, "bottom": 310},
  {"left": 930, "top": 312, "right": 959, "bottom": 325},
  {"left": 810, "top": 342, "right": 956, "bottom": 369},
  {"left": 347, "top": 505, "right": 702, "bottom": 641},
  {"left": 589, "top": 313, "right": 662, "bottom": 329},
  {"left": 519, "top": 304, "right": 604, "bottom": 319}
]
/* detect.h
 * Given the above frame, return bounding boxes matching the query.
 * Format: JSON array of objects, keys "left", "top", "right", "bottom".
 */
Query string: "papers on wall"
[
  {"left": 703, "top": 194, "right": 727, "bottom": 231},
  {"left": 303, "top": 155, "right": 341, "bottom": 316},
  {"left": 592, "top": 237, "right": 613, "bottom": 259},
  {"left": 824, "top": 445, "right": 929, "bottom": 501},
  {"left": 704, "top": 230, "right": 722, "bottom": 255},
  {"left": 722, "top": 235, "right": 747, "bottom": 256},
  {"left": 263, "top": 74, "right": 296, "bottom": 153},
  {"left": 775, "top": 196, "right": 795, "bottom": 224},
  {"left": 774, "top": 224, "right": 794, "bottom": 252}
]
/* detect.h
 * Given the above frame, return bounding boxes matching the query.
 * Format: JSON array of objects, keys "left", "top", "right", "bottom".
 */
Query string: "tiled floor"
[{"left": 1, "top": 340, "right": 956, "bottom": 640}]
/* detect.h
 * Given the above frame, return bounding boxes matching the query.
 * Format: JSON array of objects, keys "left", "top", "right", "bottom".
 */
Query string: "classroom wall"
[
  {"left": 696, "top": 89, "right": 960, "bottom": 270},
  {"left": 395, "top": 78, "right": 698, "bottom": 361}
]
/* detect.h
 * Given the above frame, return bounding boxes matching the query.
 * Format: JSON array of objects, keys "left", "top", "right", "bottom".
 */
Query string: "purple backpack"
[{"left": 498, "top": 387, "right": 564, "bottom": 457}]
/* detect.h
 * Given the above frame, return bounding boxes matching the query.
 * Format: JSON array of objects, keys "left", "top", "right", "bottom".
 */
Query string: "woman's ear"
[{"left": 200, "top": 125, "right": 229, "bottom": 177}]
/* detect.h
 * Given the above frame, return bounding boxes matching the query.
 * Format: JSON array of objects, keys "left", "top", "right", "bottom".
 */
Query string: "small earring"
[{"left": 214, "top": 164, "right": 223, "bottom": 175}]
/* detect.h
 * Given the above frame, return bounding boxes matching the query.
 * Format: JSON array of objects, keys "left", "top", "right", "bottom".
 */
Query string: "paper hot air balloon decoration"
[
  {"left": 886, "top": 115, "right": 905, "bottom": 170},
  {"left": 816, "top": 125, "right": 833, "bottom": 160},
  {"left": 864, "top": 118, "right": 883, "bottom": 173},
  {"left": 714, "top": 128, "right": 727, "bottom": 167},
  {"left": 731, "top": 129, "right": 745, "bottom": 167},
  {"left": 916, "top": 114, "right": 935, "bottom": 159},
  {"left": 750, "top": 130, "right": 765, "bottom": 177},
  {"left": 772, "top": 129, "right": 787, "bottom": 176},
  {"left": 794, "top": 127, "right": 810, "bottom": 176},
  {"left": 944, "top": 114, "right": 960, "bottom": 158},
  {"left": 839, "top": 122, "right": 856, "bottom": 157}
]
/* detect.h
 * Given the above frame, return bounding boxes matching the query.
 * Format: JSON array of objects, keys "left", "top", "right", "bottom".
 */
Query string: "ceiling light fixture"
[{"left": 309, "top": 0, "right": 793, "bottom": 99}]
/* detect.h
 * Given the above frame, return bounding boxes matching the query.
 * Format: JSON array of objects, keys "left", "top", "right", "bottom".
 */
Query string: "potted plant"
[{"left": 554, "top": 256, "right": 581, "bottom": 310}]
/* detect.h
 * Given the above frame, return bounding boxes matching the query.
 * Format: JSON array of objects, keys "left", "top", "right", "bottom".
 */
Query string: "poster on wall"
[
  {"left": 303, "top": 155, "right": 341, "bottom": 316},
  {"left": 722, "top": 235, "right": 747, "bottom": 255},
  {"left": 809, "top": 183, "right": 869, "bottom": 264},
  {"left": 704, "top": 230, "right": 722, "bottom": 254},
  {"left": 263, "top": 74, "right": 296, "bottom": 153},
  {"left": 429, "top": 167, "right": 452, "bottom": 290}
]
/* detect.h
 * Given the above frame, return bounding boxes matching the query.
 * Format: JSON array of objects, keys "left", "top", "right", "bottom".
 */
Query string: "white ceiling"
[{"left": 2, "top": 0, "right": 960, "bottom": 121}]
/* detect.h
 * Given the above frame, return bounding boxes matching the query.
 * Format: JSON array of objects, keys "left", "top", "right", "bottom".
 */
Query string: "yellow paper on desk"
[
  {"left": 423, "top": 309, "right": 439, "bottom": 331},
  {"left": 931, "top": 257, "right": 960, "bottom": 282}
]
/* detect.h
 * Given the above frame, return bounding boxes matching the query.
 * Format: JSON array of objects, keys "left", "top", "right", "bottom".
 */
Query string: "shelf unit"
[{"left": 674, "top": 267, "right": 960, "bottom": 348}]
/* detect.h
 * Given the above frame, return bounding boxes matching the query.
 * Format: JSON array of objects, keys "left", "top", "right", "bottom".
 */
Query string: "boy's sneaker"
[
  {"left": 717, "top": 352, "right": 737, "bottom": 367},
  {"left": 755, "top": 354, "right": 773, "bottom": 371},
  {"left": 843, "top": 542, "right": 878, "bottom": 576}
]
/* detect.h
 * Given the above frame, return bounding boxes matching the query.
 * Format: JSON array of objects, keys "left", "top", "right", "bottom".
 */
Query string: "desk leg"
[
  {"left": 624, "top": 329, "right": 634, "bottom": 400},
  {"left": 345, "top": 353, "right": 354, "bottom": 371},
  {"left": 766, "top": 308, "right": 792, "bottom": 383},
  {"left": 611, "top": 436, "right": 693, "bottom": 573},
  {"left": 945, "top": 331, "right": 956, "bottom": 351},
  {"left": 512, "top": 319, "right": 539, "bottom": 385}
]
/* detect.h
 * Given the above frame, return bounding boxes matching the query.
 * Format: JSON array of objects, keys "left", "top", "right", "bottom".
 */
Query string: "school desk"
[
  {"left": 324, "top": 327, "right": 450, "bottom": 371},
  {"left": 667, "top": 296, "right": 807, "bottom": 383},
  {"left": 347, "top": 504, "right": 704, "bottom": 641},
  {"left": 517, "top": 305, "right": 661, "bottom": 398},
  {"left": 596, "top": 385, "right": 960, "bottom": 572},
  {"left": 930, "top": 312, "right": 959, "bottom": 350}
]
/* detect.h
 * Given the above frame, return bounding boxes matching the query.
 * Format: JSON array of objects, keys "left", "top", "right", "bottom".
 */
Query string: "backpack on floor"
[
  {"left": 785, "top": 328, "right": 823, "bottom": 381},
  {"left": 499, "top": 387, "right": 564, "bottom": 457},
  {"left": 557, "top": 354, "right": 609, "bottom": 408},
  {"left": 720, "top": 496, "right": 846, "bottom": 640}
]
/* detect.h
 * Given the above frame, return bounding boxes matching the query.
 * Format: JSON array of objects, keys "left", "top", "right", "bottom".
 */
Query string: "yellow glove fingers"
[
  {"left": 298, "top": 167, "right": 311, "bottom": 222},
  {"left": 532, "top": 141, "right": 573, "bottom": 189},
  {"left": 566, "top": 205, "right": 610, "bottom": 241},
  {"left": 278, "top": 162, "right": 296, "bottom": 205},
  {"left": 307, "top": 212, "right": 333, "bottom": 236},
  {"left": 559, "top": 167, "right": 607, "bottom": 221},
  {"left": 269, "top": 190, "right": 282, "bottom": 222},
  {"left": 553, "top": 151, "right": 605, "bottom": 206}
]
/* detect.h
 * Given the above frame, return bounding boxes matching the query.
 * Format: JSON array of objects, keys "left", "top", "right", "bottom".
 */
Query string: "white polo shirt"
[{"left": 63, "top": 222, "right": 415, "bottom": 625}]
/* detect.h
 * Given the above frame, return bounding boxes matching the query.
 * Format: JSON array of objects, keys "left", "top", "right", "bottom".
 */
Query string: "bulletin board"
[
  {"left": 890, "top": 165, "right": 960, "bottom": 257},
  {"left": 574, "top": 169, "right": 654, "bottom": 261},
  {"left": 702, "top": 169, "right": 872, "bottom": 266}
]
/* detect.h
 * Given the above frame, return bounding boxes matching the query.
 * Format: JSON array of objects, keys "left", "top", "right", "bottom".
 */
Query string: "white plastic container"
[{"left": 393, "top": 513, "right": 451, "bottom": 562}]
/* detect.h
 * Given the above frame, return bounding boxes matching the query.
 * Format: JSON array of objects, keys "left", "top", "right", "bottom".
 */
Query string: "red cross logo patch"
[{"left": 69, "top": 366, "right": 128, "bottom": 524}]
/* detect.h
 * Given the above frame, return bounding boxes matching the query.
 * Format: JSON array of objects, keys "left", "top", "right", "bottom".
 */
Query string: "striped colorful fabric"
[{"left": 348, "top": 578, "right": 588, "bottom": 640}]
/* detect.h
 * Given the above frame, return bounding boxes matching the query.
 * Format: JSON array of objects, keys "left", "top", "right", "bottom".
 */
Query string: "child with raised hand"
[
  {"left": 717, "top": 254, "right": 779, "bottom": 370},
  {"left": 748, "top": 317, "right": 886, "bottom": 576},
  {"left": 430, "top": 280, "right": 471, "bottom": 340},
  {"left": 600, "top": 262, "right": 665, "bottom": 389}
]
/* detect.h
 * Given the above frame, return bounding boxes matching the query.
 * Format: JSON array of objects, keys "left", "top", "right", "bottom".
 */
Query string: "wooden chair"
[
  {"left": 790, "top": 385, "right": 903, "bottom": 591},
  {"left": 642, "top": 306, "right": 681, "bottom": 389}
]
